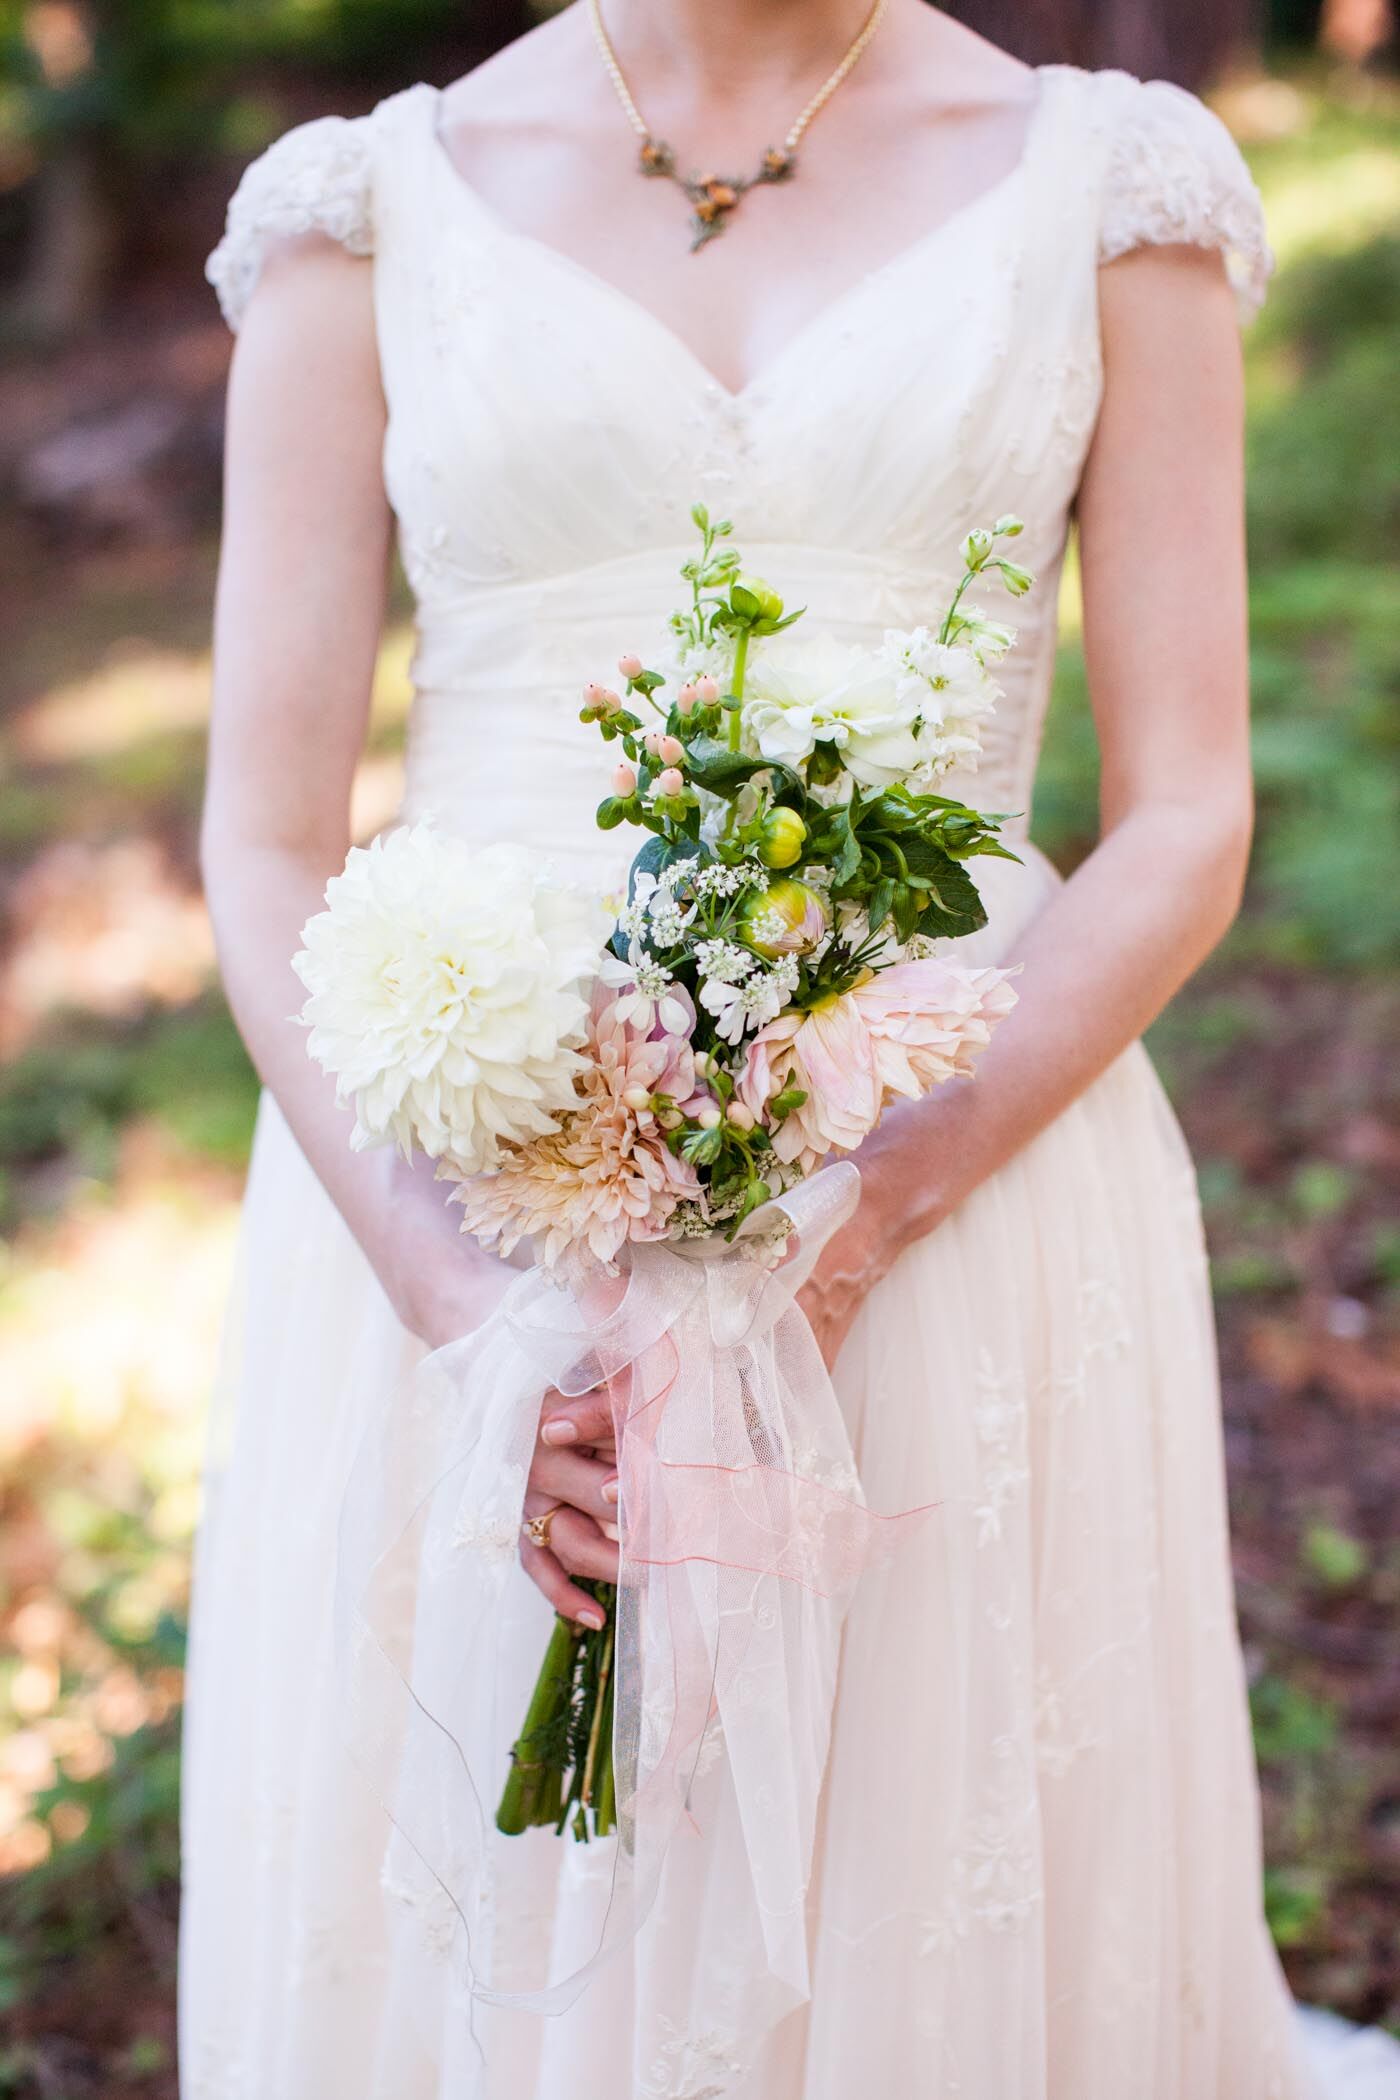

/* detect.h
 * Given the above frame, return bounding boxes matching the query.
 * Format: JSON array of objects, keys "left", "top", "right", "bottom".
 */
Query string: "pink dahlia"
[
  {"left": 449, "top": 989, "right": 700, "bottom": 1267},
  {"left": 853, "top": 959, "right": 1018, "bottom": 1104},
  {"left": 741, "top": 960, "right": 1016, "bottom": 1178},
  {"left": 739, "top": 996, "right": 881, "bottom": 1177}
]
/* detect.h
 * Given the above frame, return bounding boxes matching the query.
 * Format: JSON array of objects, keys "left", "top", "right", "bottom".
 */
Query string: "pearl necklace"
[{"left": 586, "top": 0, "right": 890, "bottom": 250}]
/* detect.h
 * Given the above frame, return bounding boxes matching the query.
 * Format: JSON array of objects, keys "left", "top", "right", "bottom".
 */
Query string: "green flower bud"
[
  {"left": 740, "top": 878, "right": 829, "bottom": 959},
  {"left": 757, "top": 807, "right": 807, "bottom": 869},
  {"left": 993, "top": 514, "right": 1025, "bottom": 538},
  {"left": 728, "top": 572, "right": 786, "bottom": 629},
  {"left": 961, "top": 529, "right": 994, "bottom": 570},
  {"left": 997, "top": 561, "right": 1033, "bottom": 597}
]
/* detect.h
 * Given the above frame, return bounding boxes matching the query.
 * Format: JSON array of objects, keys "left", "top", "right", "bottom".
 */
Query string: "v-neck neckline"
[{"left": 422, "top": 70, "right": 1056, "bottom": 406}]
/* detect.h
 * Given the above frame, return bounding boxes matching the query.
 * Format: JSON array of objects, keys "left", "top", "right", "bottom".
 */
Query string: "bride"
[{"left": 184, "top": 2, "right": 1392, "bottom": 2095}]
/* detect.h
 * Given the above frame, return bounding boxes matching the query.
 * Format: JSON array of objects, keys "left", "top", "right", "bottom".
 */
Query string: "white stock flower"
[
  {"left": 877, "top": 627, "right": 1001, "bottom": 782},
  {"left": 293, "top": 823, "right": 606, "bottom": 1175},
  {"left": 951, "top": 607, "right": 1017, "bottom": 662}
]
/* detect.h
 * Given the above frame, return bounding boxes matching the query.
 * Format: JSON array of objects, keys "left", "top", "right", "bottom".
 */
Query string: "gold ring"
[{"left": 522, "top": 1503, "right": 564, "bottom": 1551}]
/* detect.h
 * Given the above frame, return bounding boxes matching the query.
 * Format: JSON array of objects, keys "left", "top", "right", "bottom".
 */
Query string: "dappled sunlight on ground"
[
  {"left": 2, "top": 841, "right": 215, "bottom": 1055},
  {"left": 0, "top": 1128, "right": 241, "bottom": 1878}
]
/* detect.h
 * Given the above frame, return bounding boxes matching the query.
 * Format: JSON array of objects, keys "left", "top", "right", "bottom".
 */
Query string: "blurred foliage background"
[{"left": 0, "top": 1, "right": 1396, "bottom": 2093}]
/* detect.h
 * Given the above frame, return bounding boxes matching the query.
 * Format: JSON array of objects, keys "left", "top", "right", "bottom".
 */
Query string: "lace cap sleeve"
[
  {"left": 1097, "top": 76, "right": 1273, "bottom": 320},
  {"left": 206, "top": 114, "right": 374, "bottom": 330}
]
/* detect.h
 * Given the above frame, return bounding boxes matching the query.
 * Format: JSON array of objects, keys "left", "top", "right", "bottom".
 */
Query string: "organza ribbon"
[{"left": 335, "top": 1162, "right": 933, "bottom": 2060}]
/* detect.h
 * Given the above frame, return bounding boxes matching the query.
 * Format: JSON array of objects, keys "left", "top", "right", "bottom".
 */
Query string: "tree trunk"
[{"left": 9, "top": 140, "right": 118, "bottom": 345}]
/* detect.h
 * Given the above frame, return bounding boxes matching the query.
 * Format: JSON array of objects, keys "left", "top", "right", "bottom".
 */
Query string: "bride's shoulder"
[
  {"left": 205, "top": 84, "right": 428, "bottom": 331},
  {"left": 1055, "top": 66, "right": 1273, "bottom": 318}
]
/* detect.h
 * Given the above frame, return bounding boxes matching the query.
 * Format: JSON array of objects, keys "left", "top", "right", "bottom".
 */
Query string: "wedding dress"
[{"left": 183, "top": 64, "right": 1398, "bottom": 2100}]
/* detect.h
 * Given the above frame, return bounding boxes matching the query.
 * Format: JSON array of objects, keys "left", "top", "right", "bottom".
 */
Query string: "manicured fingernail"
[
  {"left": 601, "top": 1479, "right": 619, "bottom": 1504},
  {"left": 601, "top": 1522, "right": 620, "bottom": 1541},
  {"left": 578, "top": 1609, "right": 604, "bottom": 1630},
  {"left": 542, "top": 1421, "right": 577, "bottom": 1446}
]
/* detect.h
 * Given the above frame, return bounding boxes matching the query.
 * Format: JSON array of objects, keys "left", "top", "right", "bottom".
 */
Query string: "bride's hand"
[
  {"left": 519, "top": 1385, "right": 621, "bottom": 1627},
  {"left": 795, "top": 1154, "right": 913, "bottom": 1372},
  {"left": 390, "top": 1227, "right": 517, "bottom": 1352}
]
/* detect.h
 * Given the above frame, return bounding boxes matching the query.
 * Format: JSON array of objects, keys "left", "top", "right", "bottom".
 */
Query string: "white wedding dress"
[{"left": 183, "top": 64, "right": 1399, "bottom": 2100}]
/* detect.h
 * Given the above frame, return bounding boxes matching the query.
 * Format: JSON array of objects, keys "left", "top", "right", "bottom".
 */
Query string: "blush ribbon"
[{"left": 334, "top": 1161, "right": 932, "bottom": 2060}]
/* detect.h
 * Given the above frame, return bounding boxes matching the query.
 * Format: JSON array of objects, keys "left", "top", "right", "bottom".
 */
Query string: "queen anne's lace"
[
  {"left": 1096, "top": 75, "right": 1273, "bottom": 319},
  {"left": 206, "top": 114, "right": 375, "bottom": 330}
]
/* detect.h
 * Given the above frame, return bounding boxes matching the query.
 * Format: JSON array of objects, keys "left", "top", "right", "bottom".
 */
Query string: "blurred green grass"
[{"left": 0, "top": 65, "right": 1397, "bottom": 2088}]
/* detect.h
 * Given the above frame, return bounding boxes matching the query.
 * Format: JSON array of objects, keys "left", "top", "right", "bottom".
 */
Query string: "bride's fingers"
[
  {"left": 518, "top": 1536, "right": 607, "bottom": 1628},
  {"left": 539, "top": 1383, "right": 618, "bottom": 1449},
  {"left": 530, "top": 1446, "right": 618, "bottom": 1524},
  {"left": 546, "top": 1505, "right": 620, "bottom": 1584}
]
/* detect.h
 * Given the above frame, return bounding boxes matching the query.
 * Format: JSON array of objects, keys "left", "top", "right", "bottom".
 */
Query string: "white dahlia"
[{"left": 293, "top": 823, "right": 608, "bottom": 1175}]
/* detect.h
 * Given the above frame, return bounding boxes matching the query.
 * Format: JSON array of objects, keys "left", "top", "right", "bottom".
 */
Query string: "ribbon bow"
[{"left": 334, "top": 1162, "right": 930, "bottom": 2056}]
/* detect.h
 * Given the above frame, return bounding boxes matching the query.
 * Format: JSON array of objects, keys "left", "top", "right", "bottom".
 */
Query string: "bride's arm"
[
  {"left": 800, "top": 242, "right": 1253, "bottom": 1363},
  {"left": 202, "top": 238, "right": 508, "bottom": 1350}
]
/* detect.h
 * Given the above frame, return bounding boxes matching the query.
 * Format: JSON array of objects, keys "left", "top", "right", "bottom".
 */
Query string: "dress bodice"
[{"left": 208, "top": 67, "right": 1269, "bottom": 891}]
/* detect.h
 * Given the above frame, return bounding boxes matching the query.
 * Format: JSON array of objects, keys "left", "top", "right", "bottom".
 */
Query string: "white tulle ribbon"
[{"left": 335, "top": 1161, "right": 932, "bottom": 2053}]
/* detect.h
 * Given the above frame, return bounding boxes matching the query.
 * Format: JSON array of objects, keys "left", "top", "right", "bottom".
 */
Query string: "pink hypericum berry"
[
  {"left": 656, "top": 767, "right": 684, "bottom": 798},
  {"left": 622, "top": 1085, "right": 652, "bottom": 1112},
  {"left": 726, "top": 1102, "right": 756, "bottom": 1132},
  {"left": 584, "top": 680, "right": 609, "bottom": 708},
  {"left": 644, "top": 730, "right": 665, "bottom": 758},
  {"left": 696, "top": 1105, "right": 722, "bottom": 1131},
  {"left": 659, "top": 734, "right": 685, "bottom": 765},
  {"left": 677, "top": 681, "right": 699, "bottom": 714},
  {"left": 612, "top": 762, "right": 637, "bottom": 796},
  {"left": 618, "top": 652, "right": 643, "bottom": 680},
  {"left": 696, "top": 674, "right": 720, "bottom": 703}
]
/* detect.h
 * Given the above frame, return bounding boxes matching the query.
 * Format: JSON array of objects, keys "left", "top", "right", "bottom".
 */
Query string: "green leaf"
[
  {"left": 683, "top": 735, "right": 803, "bottom": 803},
  {"left": 681, "top": 1126, "right": 724, "bottom": 1166},
  {"left": 833, "top": 821, "right": 862, "bottom": 886},
  {"left": 869, "top": 877, "right": 895, "bottom": 932},
  {"left": 904, "top": 846, "right": 988, "bottom": 938},
  {"left": 628, "top": 834, "right": 692, "bottom": 890},
  {"left": 733, "top": 1178, "right": 772, "bottom": 1230},
  {"left": 806, "top": 740, "right": 845, "bottom": 787},
  {"left": 893, "top": 883, "right": 922, "bottom": 943}
]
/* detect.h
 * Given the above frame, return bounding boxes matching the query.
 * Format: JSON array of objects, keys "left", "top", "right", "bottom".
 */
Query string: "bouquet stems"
[{"left": 496, "top": 1582, "right": 617, "bottom": 1841}]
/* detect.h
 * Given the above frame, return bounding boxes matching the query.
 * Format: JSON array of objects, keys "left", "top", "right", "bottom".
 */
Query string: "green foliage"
[
  {"left": 0, "top": 997, "right": 258, "bottom": 1220},
  {"left": 1247, "top": 235, "right": 1400, "bottom": 566},
  {"left": 0, "top": 0, "right": 467, "bottom": 159},
  {"left": 1038, "top": 190, "right": 1400, "bottom": 973},
  {"left": 1264, "top": 1864, "right": 1329, "bottom": 1947},
  {"left": 1301, "top": 1521, "right": 1370, "bottom": 1589},
  {"left": 1252, "top": 1673, "right": 1341, "bottom": 1763},
  {"left": 0, "top": 1714, "right": 182, "bottom": 2010}
]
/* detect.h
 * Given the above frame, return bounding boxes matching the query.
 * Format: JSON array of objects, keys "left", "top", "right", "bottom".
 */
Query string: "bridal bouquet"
[{"left": 295, "top": 509, "right": 1029, "bottom": 1846}]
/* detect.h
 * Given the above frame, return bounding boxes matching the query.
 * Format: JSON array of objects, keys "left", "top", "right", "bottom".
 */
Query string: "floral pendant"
[{"left": 639, "top": 137, "right": 798, "bottom": 251}]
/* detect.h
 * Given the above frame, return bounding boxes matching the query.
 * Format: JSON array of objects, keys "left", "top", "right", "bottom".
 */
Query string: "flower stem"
[
  {"left": 727, "top": 628, "right": 751, "bottom": 753},
  {"left": 580, "top": 1612, "right": 616, "bottom": 1818},
  {"left": 495, "top": 1612, "right": 579, "bottom": 1835}
]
